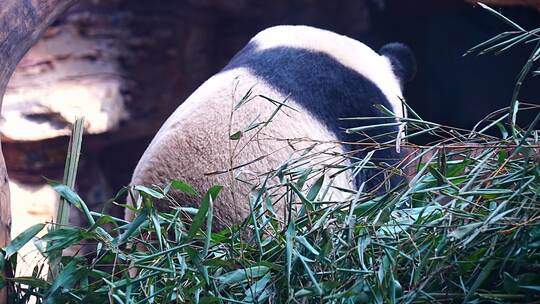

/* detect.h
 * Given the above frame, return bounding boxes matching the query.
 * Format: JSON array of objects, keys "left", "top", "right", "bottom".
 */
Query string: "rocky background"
[{"left": 3, "top": 0, "right": 539, "bottom": 273}]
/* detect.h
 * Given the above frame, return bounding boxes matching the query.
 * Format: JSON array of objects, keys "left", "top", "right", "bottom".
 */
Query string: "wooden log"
[{"left": 0, "top": 0, "right": 77, "bottom": 299}]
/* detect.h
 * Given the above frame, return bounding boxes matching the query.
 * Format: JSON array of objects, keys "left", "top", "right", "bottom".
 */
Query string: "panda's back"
[
  {"left": 224, "top": 44, "right": 399, "bottom": 145},
  {"left": 135, "top": 65, "right": 344, "bottom": 173},
  {"left": 130, "top": 67, "right": 351, "bottom": 228}
]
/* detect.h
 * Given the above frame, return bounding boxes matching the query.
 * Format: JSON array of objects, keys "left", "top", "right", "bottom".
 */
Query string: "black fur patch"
[{"left": 224, "top": 44, "right": 403, "bottom": 191}]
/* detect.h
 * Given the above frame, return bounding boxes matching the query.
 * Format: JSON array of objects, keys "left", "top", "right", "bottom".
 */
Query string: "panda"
[{"left": 127, "top": 25, "right": 416, "bottom": 230}]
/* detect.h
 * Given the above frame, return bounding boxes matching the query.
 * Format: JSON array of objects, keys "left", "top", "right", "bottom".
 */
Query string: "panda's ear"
[{"left": 379, "top": 43, "right": 416, "bottom": 84}]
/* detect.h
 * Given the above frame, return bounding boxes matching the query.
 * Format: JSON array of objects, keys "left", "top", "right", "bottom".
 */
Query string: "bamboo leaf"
[
  {"left": 4, "top": 224, "right": 45, "bottom": 259},
  {"left": 187, "top": 186, "right": 222, "bottom": 239}
]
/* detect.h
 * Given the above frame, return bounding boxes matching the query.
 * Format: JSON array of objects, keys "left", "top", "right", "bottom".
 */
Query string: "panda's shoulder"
[{"left": 234, "top": 26, "right": 390, "bottom": 82}]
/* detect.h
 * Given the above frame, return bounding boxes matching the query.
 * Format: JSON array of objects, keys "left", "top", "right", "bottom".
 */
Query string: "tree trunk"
[{"left": 0, "top": 0, "right": 77, "bottom": 300}]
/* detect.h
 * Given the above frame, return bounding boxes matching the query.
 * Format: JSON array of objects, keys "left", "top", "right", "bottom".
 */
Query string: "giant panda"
[{"left": 128, "top": 25, "right": 416, "bottom": 230}]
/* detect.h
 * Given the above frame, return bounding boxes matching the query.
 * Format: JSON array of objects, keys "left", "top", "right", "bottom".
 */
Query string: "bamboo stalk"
[{"left": 48, "top": 117, "right": 85, "bottom": 281}]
